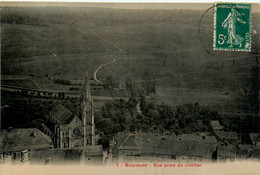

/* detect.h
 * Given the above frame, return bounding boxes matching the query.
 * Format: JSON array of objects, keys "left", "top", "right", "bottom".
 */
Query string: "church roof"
[
  {"left": 50, "top": 104, "right": 73, "bottom": 124},
  {"left": 0, "top": 128, "right": 53, "bottom": 153}
]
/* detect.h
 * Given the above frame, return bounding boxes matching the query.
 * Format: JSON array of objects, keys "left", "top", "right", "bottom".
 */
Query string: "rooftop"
[
  {"left": 30, "top": 145, "right": 104, "bottom": 163},
  {"left": 83, "top": 145, "right": 104, "bottom": 156},
  {"left": 0, "top": 128, "right": 53, "bottom": 153},
  {"left": 249, "top": 133, "right": 260, "bottom": 145},
  {"left": 210, "top": 120, "right": 223, "bottom": 130},
  {"left": 30, "top": 148, "right": 83, "bottom": 163},
  {"left": 217, "top": 144, "right": 236, "bottom": 158},
  {"left": 49, "top": 104, "right": 74, "bottom": 125},
  {"left": 115, "top": 132, "right": 218, "bottom": 158},
  {"left": 215, "top": 131, "right": 239, "bottom": 141}
]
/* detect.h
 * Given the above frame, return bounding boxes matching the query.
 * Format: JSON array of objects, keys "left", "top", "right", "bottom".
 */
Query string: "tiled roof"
[
  {"left": 118, "top": 134, "right": 141, "bottom": 150},
  {"left": 50, "top": 104, "right": 73, "bottom": 124},
  {"left": 252, "top": 145, "right": 260, "bottom": 158},
  {"left": 237, "top": 144, "right": 254, "bottom": 158},
  {"left": 216, "top": 131, "right": 238, "bottom": 140},
  {"left": 115, "top": 132, "right": 218, "bottom": 158},
  {"left": 142, "top": 138, "right": 217, "bottom": 158},
  {"left": 249, "top": 133, "right": 260, "bottom": 145},
  {"left": 30, "top": 146, "right": 103, "bottom": 164},
  {"left": 83, "top": 145, "right": 103, "bottom": 156},
  {"left": 176, "top": 133, "right": 217, "bottom": 143},
  {"left": 217, "top": 145, "right": 235, "bottom": 158},
  {"left": 210, "top": 120, "right": 223, "bottom": 130},
  {"left": 30, "top": 148, "right": 83, "bottom": 163},
  {"left": 0, "top": 128, "right": 53, "bottom": 153}
]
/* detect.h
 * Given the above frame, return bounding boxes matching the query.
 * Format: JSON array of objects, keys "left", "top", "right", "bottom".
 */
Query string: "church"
[{"left": 42, "top": 72, "right": 98, "bottom": 148}]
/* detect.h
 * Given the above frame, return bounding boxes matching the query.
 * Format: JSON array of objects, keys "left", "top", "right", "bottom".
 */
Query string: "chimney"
[
  {"left": 21, "top": 150, "right": 29, "bottom": 162},
  {"left": 31, "top": 130, "right": 37, "bottom": 137}
]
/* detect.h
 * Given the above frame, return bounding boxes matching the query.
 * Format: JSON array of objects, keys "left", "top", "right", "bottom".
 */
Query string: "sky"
[
  {"left": 1, "top": 0, "right": 260, "bottom": 2},
  {"left": 1, "top": 2, "right": 211, "bottom": 10},
  {"left": 2, "top": 2, "right": 260, "bottom": 12}
]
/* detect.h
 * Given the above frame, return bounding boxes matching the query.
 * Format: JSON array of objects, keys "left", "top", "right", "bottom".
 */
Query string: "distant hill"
[{"left": 1, "top": 6, "right": 259, "bottom": 118}]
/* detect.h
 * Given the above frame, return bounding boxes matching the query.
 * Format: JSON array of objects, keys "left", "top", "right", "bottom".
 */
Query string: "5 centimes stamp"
[{"left": 214, "top": 3, "right": 251, "bottom": 51}]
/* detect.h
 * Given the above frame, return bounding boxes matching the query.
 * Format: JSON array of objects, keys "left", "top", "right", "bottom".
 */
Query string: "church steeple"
[
  {"left": 82, "top": 70, "right": 95, "bottom": 146},
  {"left": 83, "top": 72, "right": 91, "bottom": 101}
]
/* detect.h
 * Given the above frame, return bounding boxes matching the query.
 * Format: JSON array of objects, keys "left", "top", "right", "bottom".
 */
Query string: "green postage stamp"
[{"left": 214, "top": 3, "right": 251, "bottom": 51}]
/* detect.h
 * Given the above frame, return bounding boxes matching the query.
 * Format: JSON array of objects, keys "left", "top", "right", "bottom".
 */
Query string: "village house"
[
  {"left": 210, "top": 120, "right": 240, "bottom": 146},
  {"left": 214, "top": 131, "right": 240, "bottom": 146},
  {"left": 249, "top": 133, "right": 260, "bottom": 146},
  {"left": 111, "top": 132, "right": 219, "bottom": 162},
  {"left": 251, "top": 145, "right": 260, "bottom": 160},
  {"left": 235, "top": 134, "right": 260, "bottom": 160},
  {"left": 216, "top": 144, "right": 236, "bottom": 162},
  {"left": 0, "top": 128, "right": 53, "bottom": 162},
  {"left": 236, "top": 144, "right": 254, "bottom": 159},
  {"left": 29, "top": 145, "right": 106, "bottom": 165}
]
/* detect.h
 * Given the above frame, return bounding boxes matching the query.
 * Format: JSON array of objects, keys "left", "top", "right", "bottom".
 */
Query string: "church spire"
[
  {"left": 83, "top": 71, "right": 91, "bottom": 101},
  {"left": 82, "top": 70, "right": 95, "bottom": 146}
]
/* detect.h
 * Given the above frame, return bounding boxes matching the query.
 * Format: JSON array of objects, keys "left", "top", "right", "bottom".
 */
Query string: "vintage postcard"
[{"left": 0, "top": 1, "right": 260, "bottom": 175}]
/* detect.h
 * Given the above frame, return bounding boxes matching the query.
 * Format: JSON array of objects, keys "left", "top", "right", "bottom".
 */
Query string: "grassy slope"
[{"left": 1, "top": 6, "right": 259, "bottom": 116}]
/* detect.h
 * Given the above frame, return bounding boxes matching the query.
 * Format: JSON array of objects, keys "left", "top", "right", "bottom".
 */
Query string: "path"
[{"left": 93, "top": 33, "right": 122, "bottom": 84}]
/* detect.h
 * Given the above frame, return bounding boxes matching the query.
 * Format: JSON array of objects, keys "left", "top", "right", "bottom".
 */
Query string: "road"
[{"left": 93, "top": 33, "right": 122, "bottom": 85}]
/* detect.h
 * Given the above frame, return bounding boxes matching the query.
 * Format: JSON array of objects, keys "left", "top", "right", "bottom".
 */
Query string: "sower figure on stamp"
[{"left": 222, "top": 7, "right": 246, "bottom": 48}]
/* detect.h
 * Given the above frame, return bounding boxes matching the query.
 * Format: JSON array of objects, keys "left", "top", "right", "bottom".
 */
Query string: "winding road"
[{"left": 93, "top": 33, "right": 122, "bottom": 85}]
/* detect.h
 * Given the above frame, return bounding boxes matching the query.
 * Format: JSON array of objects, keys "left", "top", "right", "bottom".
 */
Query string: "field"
[{"left": 1, "top": 5, "right": 260, "bottom": 117}]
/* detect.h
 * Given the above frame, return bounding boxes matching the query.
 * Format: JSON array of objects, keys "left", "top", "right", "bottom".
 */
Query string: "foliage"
[
  {"left": 1, "top": 91, "right": 80, "bottom": 129},
  {"left": 54, "top": 79, "right": 71, "bottom": 85},
  {"left": 94, "top": 95, "right": 230, "bottom": 147}
]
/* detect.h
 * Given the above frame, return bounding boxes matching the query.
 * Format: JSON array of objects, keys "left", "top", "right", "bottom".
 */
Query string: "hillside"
[{"left": 1, "top": 6, "right": 259, "bottom": 118}]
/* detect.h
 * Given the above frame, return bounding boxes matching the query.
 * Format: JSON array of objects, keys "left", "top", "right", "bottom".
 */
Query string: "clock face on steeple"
[{"left": 85, "top": 103, "right": 91, "bottom": 111}]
